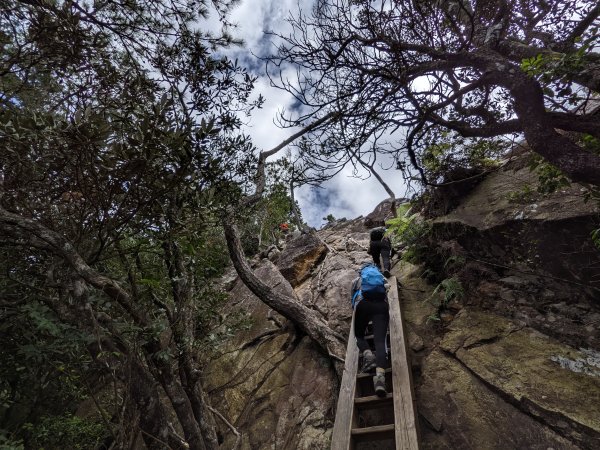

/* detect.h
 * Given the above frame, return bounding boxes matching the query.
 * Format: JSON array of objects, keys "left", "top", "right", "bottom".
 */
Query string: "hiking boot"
[
  {"left": 383, "top": 269, "right": 391, "bottom": 278},
  {"left": 361, "top": 349, "right": 376, "bottom": 373},
  {"left": 373, "top": 372, "right": 386, "bottom": 397}
]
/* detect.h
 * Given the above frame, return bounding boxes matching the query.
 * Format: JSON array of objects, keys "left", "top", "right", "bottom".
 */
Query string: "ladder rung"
[
  {"left": 354, "top": 393, "right": 393, "bottom": 409},
  {"left": 356, "top": 367, "right": 391, "bottom": 379},
  {"left": 364, "top": 331, "right": 390, "bottom": 340},
  {"left": 351, "top": 423, "right": 395, "bottom": 440}
]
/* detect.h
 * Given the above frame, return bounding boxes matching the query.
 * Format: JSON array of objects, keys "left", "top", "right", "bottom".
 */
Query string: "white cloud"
[
  {"left": 242, "top": 76, "right": 300, "bottom": 151},
  {"left": 296, "top": 160, "right": 409, "bottom": 228},
  {"left": 219, "top": 0, "right": 409, "bottom": 227},
  {"left": 225, "top": 0, "right": 313, "bottom": 57}
]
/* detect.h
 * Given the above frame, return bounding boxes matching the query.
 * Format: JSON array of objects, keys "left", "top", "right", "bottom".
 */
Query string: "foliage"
[
  {"left": 508, "top": 154, "right": 573, "bottom": 202},
  {"left": 421, "top": 135, "right": 503, "bottom": 181},
  {"left": 385, "top": 213, "right": 432, "bottom": 263},
  {"left": 0, "top": 282, "right": 93, "bottom": 435},
  {"left": 580, "top": 134, "right": 600, "bottom": 156},
  {"left": 23, "top": 415, "right": 106, "bottom": 450},
  {"left": 430, "top": 277, "right": 464, "bottom": 308},
  {"left": 204, "top": 310, "right": 254, "bottom": 352},
  {"left": 507, "top": 184, "right": 536, "bottom": 204},
  {"left": 269, "top": 0, "right": 600, "bottom": 188},
  {"left": 592, "top": 228, "right": 600, "bottom": 250},
  {"left": 0, "top": 433, "right": 23, "bottom": 450},
  {"left": 323, "top": 214, "right": 336, "bottom": 223},
  {"left": 422, "top": 142, "right": 453, "bottom": 174},
  {"left": 520, "top": 30, "right": 599, "bottom": 105},
  {"left": 529, "top": 155, "right": 571, "bottom": 195},
  {"left": 587, "top": 187, "right": 600, "bottom": 251},
  {"left": 237, "top": 182, "right": 298, "bottom": 254},
  {"left": 396, "top": 203, "right": 412, "bottom": 218},
  {"left": 426, "top": 314, "right": 442, "bottom": 324},
  {"left": 444, "top": 255, "right": 466, "bottom": 271},
  {"left": 0, "top": 0, "right": 266, "bottom": 448},
  {"left": 424, "top": 277, "right": 464, "bottom": 324}
]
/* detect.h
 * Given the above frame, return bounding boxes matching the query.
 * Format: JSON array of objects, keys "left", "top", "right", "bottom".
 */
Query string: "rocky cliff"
[{"left": 205, "top": 154, "right": 600, "bottom": 449}]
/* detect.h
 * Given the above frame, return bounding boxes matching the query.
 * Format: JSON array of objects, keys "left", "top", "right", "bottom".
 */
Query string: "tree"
[
  {"left": 0, "top": 2, "right": 351, "bottom": 448},
  {"left": 219, "top": 111, "right": 348, "bottom": 379},
  {"left": 267, "top": 0, "right": 600, "bottom": 187},
  {"left": 0, "top": 1, "right": 260, "bottom": 448},
  {"left": 323, "top": 213, "right": 337, "bottom": 223}
]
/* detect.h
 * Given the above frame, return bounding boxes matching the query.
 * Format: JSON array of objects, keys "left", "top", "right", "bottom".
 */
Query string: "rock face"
[
  {"left": 412, "top": 154, "right": 600, "bottom": 449},
  {"left": 426, "top": 155, "right": 600, "bottom": 352},
  {"left": 206, "top": 158, "right": 600, "bottom": 449},
  {"left": 276, "top": 233, "right": 328, "bottom": 287},
  {"left": 204, "top": 260, "right": 335, "bottom": 449},
  {"left": 205, "top": 221, "right": 373, "bottom": 449},
  {"left": 438, "top": 310, "right": 600, "bottom": 448}
]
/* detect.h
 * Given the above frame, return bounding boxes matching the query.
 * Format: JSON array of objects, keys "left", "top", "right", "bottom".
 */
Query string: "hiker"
[
  {"left": 279, "top": 223, "right": 289, "bottom": 234},
  {"left": 351, "top": 263, "right": 390, "bottom": 397},
  {"left": 272, "top": 222, "right": 289, "bottom": 245},
  {"left": 368, "top": 226, "right": 392, "bottom": 278}
]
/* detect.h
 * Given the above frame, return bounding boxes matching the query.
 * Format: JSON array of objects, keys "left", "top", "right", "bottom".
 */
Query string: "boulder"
[
  {"left": 364, "top": 197, "right": 409, "bottom": 227},
  {"left": 277, "top": 233, "right": 328, "bottom": 287}
]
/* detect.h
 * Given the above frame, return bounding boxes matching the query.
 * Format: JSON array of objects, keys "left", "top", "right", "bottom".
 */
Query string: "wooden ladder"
[{"left": 331, "top": 277, "right": 419, "bottom": 450}]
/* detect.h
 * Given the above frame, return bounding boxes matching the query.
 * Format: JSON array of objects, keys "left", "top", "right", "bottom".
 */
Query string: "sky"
[{"left": 214, "top": 0, "right": 409, "bottom": 227}]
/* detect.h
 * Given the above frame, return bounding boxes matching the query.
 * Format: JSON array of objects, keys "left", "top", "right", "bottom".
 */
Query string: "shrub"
[
  {"left": 430, "top": 277, "right": 464, "bottom": 308},
  {"left": 386, "top": 213, "right": 432, "bottom": 263},
  {"left": 24, "top": 415, "right": 106, "bottom": 450}
]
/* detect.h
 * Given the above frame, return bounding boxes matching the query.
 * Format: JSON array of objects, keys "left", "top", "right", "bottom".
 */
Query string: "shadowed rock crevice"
[{"left": 461, "top": 326, "right": 525, "bottom": 351}]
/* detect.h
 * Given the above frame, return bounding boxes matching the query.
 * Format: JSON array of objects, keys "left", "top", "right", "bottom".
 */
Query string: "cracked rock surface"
[
  {"left": 205, "top": 221, "right": 374, "bottom": 449},
  {"left": 205, "top": 162, "right": 600, "bottom": 448}
]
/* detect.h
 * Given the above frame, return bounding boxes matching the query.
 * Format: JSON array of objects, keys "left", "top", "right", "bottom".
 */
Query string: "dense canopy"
[{"left": 269, "top": 0, "right": 600, "bottom": 186}]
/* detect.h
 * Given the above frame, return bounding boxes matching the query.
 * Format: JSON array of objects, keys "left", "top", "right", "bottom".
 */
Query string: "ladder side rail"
[
  {"left": 331, "top": 310, "right": 359, "bottom": 450},
  {"left": 388, "top": 277, "right": 420, "bottom": 450}
]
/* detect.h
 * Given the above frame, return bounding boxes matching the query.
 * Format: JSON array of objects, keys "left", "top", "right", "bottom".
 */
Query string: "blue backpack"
[{"left": 351, "top": 264, "right": 386, "bottom": 308}]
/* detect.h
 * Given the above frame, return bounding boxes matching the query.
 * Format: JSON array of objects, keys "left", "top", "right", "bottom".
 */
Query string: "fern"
[
  {"left": 444, "top": 255, "right": 465, "bottom": 269},
  {"left": 385, "top": 212, "right": 431, "bottom": 263},
  {"left": 592, "top": 228, "right": 600, "bottom": 250},
  {"left": 431, "top": 277, "right": 464, "bottom": 307}
]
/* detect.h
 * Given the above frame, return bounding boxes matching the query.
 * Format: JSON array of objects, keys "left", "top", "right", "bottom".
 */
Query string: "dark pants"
[
  {"left": 369, "top": 238, "right": 391, "bottom": 271},
  {"left": 354, "top": 299, "right": 390, "bottom": 368}
]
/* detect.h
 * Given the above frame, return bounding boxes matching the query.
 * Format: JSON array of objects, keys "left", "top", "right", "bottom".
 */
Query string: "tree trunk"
[
  {"left": 497, "top": 68, "right": 600, "bottom": 186},
  {"left": 0, "top": 207, "right": 219, "bottom": 450},
  {"left": 192, "top": 384, "right": 221, "bottom": 450},
  {"left": 222, "top": 219, "right": 346, "bottom": 378},
  {"left": 128, "top": 359, "right": 186, "bottom": 450},
  {"left": 163, "top": 202, "right": 220, "bottom": 450}
]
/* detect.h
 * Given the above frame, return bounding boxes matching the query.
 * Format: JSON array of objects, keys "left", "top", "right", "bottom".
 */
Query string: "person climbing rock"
[
  {"left": 351, "top": 263, "right": 390, "bottom": 397},
  {"left": 368, "top": 226, "right": 392, "bottom": 278},
  {"left": 279, "top": 222, "right": 289, "bottom": 234}
]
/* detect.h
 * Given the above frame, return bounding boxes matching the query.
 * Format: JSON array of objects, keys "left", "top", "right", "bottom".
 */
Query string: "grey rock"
[
  {"left": 499, "top": 276, "right": 528, "bottom": 287},
  {"left": 277, "top": 233, "right": 328, "bottom": 287}
]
